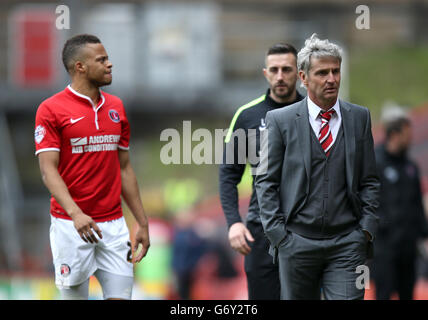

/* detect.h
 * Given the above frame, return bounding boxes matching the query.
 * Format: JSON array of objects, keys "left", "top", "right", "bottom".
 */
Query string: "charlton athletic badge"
[
  {"left": 60, "top": 264, "right": 71, "bottom": 277},
  {"left": 109, "top": 109, "right": 120, "bottom": 123}
]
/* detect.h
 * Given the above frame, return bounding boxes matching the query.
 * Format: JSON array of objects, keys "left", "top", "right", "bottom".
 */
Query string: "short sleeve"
[
  {"left": 118, "top": 104, "right": 130, "bottom": 150},
  {"left": 34, "top": 103, "right": 61, "bottom": 155}
]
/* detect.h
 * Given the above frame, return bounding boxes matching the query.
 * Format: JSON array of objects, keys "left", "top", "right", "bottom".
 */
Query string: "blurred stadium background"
[{"left": 1, "top": 0, "right": 428, "bottom": 299}]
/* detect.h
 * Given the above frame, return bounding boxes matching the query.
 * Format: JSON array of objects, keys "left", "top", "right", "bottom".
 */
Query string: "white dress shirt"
[{"left": 307, "top": 96, "right": 342, "bottom": 146}]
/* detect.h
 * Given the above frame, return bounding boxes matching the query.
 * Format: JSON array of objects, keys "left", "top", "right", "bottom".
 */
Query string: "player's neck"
[{"left": 70, "top": 80, "right": 101, "bottom": 105}]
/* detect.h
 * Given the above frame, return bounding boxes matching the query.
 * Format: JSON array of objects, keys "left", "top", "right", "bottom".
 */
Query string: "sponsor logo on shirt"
[
  {"left": 109, "top": 109, "right": 120, "bottom": 123},
  {"left": 70, "top": 116, "right": 85, "bottom": 124},
  {"left": 70, "top": 137, "right": 88, "bottom": 146},
  {"left": 34, "top": 125, "right": 46, "bottom": 144},
  {"left": 70, "top": 134, "right": 121, "bottom": 154}
]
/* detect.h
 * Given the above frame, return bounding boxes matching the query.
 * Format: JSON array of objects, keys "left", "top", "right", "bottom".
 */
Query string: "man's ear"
[
  {"left": 299, "top": 70, "right": 308, "bottom": 87},
  {"left": 74, "top": 61, "right": 86, "bottom": 74},
  {"left": 262, "top": 67, "right": 268, "bottom": 80}
]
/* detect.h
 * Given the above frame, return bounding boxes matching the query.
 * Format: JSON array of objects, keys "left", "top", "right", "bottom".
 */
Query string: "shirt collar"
[
  {"left": 307, "top": 96, "right": 340, "bottom": 122},
  {"left": 66, "top": 85, "right": 105, "bottom": 109},
  {"left": 265, "top": 88, "right": 305, "bottom": 109}
]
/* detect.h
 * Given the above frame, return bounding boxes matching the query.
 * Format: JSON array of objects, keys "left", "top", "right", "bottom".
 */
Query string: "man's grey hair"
[{"left": 297, "top": 33, "right": 343, "bottom": 74}]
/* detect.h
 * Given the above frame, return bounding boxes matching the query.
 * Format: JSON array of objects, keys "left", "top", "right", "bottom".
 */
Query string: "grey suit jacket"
[{"left": 255, "top": 98, "right": 380, "bottom": 251}]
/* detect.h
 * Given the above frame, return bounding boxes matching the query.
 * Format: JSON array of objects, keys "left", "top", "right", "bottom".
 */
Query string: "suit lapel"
[
  {"left": 340, "top": 100, "right": 355, "bottom": 189},
  {"left": 295, "top": 98, "right": 311, "bottom": 181}
]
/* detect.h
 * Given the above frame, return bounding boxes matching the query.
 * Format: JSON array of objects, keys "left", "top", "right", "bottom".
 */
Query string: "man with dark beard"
[{"left": 219, "top": 43, "right": 303, "bottom": 299}]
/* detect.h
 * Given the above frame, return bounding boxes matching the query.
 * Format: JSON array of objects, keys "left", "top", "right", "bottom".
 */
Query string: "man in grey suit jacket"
[{"left": 255, "top": 34, "right": 380, "bottom": 300}]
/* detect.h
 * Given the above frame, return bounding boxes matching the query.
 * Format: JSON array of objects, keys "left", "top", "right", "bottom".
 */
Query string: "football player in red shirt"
[{"left": 35, "top": 34, "right": 150, "bottom": 300}]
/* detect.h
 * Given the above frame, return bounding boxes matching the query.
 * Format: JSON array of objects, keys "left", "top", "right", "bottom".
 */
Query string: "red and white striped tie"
[{"left": 318, "top": 109, "right": 335, "bottom": 156}]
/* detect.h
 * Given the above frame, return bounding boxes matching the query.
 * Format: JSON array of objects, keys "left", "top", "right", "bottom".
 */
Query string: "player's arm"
[
  {"left": 38, "top": 151, "right": 102, "bottom": 243},
  {"left": 219, "top": 161, "right": 255, "bottom": 255},
  {"left": 118, "top": 149, "right": 150, "bottom": 263},
  {"left": 219, "top": 115, "right": 254, "bottom": 255}
]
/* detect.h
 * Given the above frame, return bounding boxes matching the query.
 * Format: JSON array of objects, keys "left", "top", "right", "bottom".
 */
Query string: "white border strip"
[{"left": 35, "top": 147, "right": 60, "bottom": 155}]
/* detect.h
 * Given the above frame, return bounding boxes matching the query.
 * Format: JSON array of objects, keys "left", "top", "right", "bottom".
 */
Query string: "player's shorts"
[{"left": 49, "top": 216, "right": 134, "bottom": 289}]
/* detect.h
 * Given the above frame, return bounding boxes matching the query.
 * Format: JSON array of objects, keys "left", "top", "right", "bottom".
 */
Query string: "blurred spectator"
[
  {"left": 171, "top": 211, "right": 209, "bottom": 299},
  {"left": 372, "top": 105, "right": 428, "bottom": 300},
  {"left": 191, "top": 218, "right": 243, "bottom": 299}
]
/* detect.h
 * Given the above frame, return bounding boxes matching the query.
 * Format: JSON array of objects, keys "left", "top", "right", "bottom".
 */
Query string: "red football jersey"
[{"left": 34, "top": 85, "right": 130, "bottom": 222}]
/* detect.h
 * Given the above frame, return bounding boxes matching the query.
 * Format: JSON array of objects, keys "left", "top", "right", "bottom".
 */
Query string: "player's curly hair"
[
  {"left": 297, "top": 33, "right": 343, "bottom": 75},
  {"left": 62, "top": 34, "right": 101, "bottom": 74}
]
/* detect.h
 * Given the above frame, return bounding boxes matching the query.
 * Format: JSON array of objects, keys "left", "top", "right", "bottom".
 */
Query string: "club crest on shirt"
[
  {"left": 34, "top": 125, "right": 46, "bottom": 144},
  {"left": 60, "top": 264, "right": 71, "bottom": 277},
  {"left": 384, "top": 166, "right": 399, "bottom": 183},
  {"left": 109, "top": 109, "right": 120, "bottom": 123}
]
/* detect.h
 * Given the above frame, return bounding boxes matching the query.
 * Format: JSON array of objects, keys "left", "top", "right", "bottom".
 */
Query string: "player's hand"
[
  {"left": 71, "top": 211, "right": 103, "bottom": 244},
  {"left": 132, "top": 224, "right": 150, "bottom": 263},
  {"left": 228, "top": 222, "right": 254, "bottom": 255}
]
